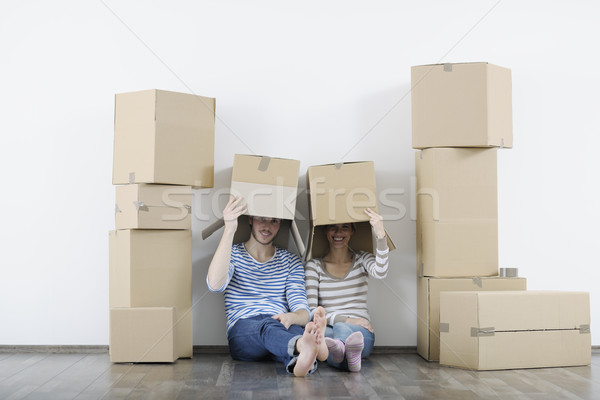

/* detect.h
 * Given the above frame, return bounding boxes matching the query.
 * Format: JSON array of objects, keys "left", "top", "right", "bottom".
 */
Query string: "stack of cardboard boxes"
[
  {"left": 412, "top": 63, "right": 590, "bottom": 369},
  {"left": 108, "top": 89, "right": 216, "bottom": 362}
]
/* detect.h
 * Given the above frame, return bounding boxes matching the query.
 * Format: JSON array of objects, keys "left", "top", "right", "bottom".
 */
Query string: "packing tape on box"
[
  {"left": 499, "top": 268, "right": 518, "bottom": 277},
  {"left": 472, "top": 277, "right": 483, "bottom": 288},
  {"left": 439, "top": 323, "right": 449, "bottom": 333},
  {"left": 258, "top": 156, "right": 271, "bottom": 171},
  {"left": 133, "top": 201, "right": 149, "bottom": 212},
  {"left": 471, "top": 327, "right": 495, "bottom": 337},
  {"left": 579, "top": 324, "right": 591, "bottom": 334},
  {"left": 129, "top": 172, "right": 136, "bottom": 184},
  {"left": 115, "top": 204, "right": 121, "bottom": 214},
  {"left": 500, "top": 138, "right": 505, "bottom": 148},
  {"left": 443, "top": 63, "right": 453, "bottom": 72},
  {"left": 334, "top": 162, "right": 343, "bottom": 170}
]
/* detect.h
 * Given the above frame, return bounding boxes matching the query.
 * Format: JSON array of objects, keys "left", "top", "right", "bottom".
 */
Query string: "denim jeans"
[
  {"left": 228, "top": 314, "right": 317, "bottom": 375},
  {"left": 324, "top": 322, "right": 375, "bottom": 370}
]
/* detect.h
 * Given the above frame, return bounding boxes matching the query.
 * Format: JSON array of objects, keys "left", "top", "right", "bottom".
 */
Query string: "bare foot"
[
  {"left": 293, "top": 322, "right": 319, "bottom": 377},
  {"left": 314, "top": 306, "right": 328, "bottom": 361}
]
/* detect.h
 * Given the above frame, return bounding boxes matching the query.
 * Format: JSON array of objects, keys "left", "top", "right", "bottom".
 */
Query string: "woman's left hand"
[{"left": 365, "top": 208, "right": 385, "bottom": 239}]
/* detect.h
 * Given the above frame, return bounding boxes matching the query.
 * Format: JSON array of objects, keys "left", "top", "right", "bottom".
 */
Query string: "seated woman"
[{"left": 304, "top": 208, "right": 390, "bottom": 372}]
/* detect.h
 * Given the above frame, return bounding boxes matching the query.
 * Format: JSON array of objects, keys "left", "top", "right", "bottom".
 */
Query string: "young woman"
[{"left": 304, "top": 208, "right": 390, "bottom": 372}]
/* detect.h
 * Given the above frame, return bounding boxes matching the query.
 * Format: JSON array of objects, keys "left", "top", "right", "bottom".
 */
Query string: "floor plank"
[{"left": 0, "top": 352, "right": 596, "bottom": 399}]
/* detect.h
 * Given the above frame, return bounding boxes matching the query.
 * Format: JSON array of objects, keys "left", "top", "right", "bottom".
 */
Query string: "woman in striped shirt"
[{"left": 305, "top": 208, "right": 389, "bottom": 372}]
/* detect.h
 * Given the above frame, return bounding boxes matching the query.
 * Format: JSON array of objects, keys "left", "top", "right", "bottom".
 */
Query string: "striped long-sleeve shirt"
[
  {"left": 207, "top": 243, "right": 309, "bottom": 337},
  {"left": 305, "top": 238, "right": 389, "bottom": 325}
]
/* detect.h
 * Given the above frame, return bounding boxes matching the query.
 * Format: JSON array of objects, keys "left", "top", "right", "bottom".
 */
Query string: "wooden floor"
[{"left": 0, "top": 351, "right": 599, "bottom": 399}]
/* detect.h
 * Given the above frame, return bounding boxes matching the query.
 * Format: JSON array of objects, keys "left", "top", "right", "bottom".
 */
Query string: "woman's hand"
[
  {"left": 365, "top": 208, "right": 385, "bottom": 239},
  {"left": 346, "top": 317, "right": 374, "bottom": 333},
  {"left": 223, "top": 196, "right": 247, "bottom": 233}
]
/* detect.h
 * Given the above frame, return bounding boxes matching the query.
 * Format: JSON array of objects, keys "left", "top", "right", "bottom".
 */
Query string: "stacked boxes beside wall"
[
  {"left": 109, "top": 89, "right": 215, "bottom": 363},
  {"left": 411, "top": 63, "right": 590, "bottom": 369}
]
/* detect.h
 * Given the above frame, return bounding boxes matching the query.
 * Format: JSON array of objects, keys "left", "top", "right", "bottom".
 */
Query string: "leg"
[
  {"left": 228, "top": 314, "right": 318, "bottom": 376},
  {"left": 293, "top": 321, "right": 320, "bottom": 377},
  {"left": 313, "top": 306, "right": 329, "bottom": 362}
]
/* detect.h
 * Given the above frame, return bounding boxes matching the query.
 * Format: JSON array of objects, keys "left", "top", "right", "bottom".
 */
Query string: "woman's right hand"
[
  {"left": 223, "top": 196, "right": 247, "bottom": 232},
  {"left": 346, "top": 317, "right": 374, "bottom": 333}
]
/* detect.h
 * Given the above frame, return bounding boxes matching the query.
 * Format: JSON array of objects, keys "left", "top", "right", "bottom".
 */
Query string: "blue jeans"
[
  {"left": 228, "top": 314, "right": 317, "bottom": 375},
  {"left": 325, "top": 323, "right": 375, "bottom": 370}
]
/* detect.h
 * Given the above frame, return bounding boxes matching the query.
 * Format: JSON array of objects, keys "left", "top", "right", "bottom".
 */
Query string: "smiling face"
[
  {"left": 324, "top": 223, "right": 355, "bottom": 250},
  {"left": 249, "top": 216, "right": 281, "bottom": 246}
]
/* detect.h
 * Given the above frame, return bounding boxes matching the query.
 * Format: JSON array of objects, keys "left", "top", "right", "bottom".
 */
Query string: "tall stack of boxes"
[
  {"left": 412, "top": 62, "right": 590, "bottom": 369},
  {"left": 412, "top": 62, "right": 524, "bottom": 363},
  {"left": 109, "top": 89, "right": 216, "bottom": 362}
]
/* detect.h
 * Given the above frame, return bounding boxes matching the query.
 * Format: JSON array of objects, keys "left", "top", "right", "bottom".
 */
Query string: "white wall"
[{"left": 1, "top": 0, "right": 598, "bottom": 346}]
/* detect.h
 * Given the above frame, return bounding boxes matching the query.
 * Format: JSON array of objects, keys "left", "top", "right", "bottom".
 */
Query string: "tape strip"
[
  {"left": 129, "top": 172, "right": 135, "bottom": 184},
  {"left": 443, "top": 63, "right": 453, "bottom": 72},
  {"left": 115, "top": 204, "right": 121, "bottom": 214},
  {"left": 500, "top": 138, "right": 505, "bottom": 148},
  {"left": 579, "top": 324, "right": 591, "bottom": 334},
  {"left": 258, "top": 156, "right": 271, "bottom": 171},
  {"left": 184, "top": 204, "right": 191, "bottom": 214},
  {"left": 472, "top": 277, "right": 483, "bottom": 288},
  {"left": 133, "top": 201, "right": 149, "bottom": 212},
  {"left": 334, "top": 162, "right": 343, "bottom": 170},
  {"left": 471, "top": 327, "right": 495, "bottom": 337},
  {"left": 439, "top": 323, "right": 449, "bottom": 333}
]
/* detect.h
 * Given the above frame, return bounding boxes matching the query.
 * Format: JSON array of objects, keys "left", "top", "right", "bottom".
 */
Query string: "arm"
[
  {"left": 275, "top": 253, "right": 310, "bottom": 327},
  {"left": 304, "top": 259, "right": 320, "bottom": 317},
  {"left": 206, "top": 197, "right": 247, "bottom": 291},
  {"left": 363, "top": 208, "right": 390, "bottom": 279}
]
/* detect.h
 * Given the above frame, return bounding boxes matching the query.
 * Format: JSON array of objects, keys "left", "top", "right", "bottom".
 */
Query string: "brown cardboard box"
[
  {"left": 109, "top": 229, "right": 192, "bottom": 359},
  {"left": 305, "top": 161, "right": 395, "bottom": 260},
  {"left": 115, "top": 184, "right": 192, "bottom": 230},
  {"left": 416, "top": 148, "right": 498, "bottom": 277},
  {"left": 230, "top": 154, "right": 300, "bottom": 221},
  {"left": 109, "top": 307, "right": 176, "bottom": 363},
  {"left": 439, "top": 291, "right": 591, "bottom": 370},
  {"left": 113, "top": 89, "right": 215, "bottom": 187},
  {"left": 202, "top": 154, "right": 305, "bottom": 254},
  {"left": 417, "top": 276, "right": 527, "bottom": 361},
  {"left": 411, "top": 62, "right": 512, "bottom": 149}
]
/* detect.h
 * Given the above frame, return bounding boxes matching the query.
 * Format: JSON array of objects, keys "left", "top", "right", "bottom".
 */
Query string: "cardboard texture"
[
  {"left": 305, "top": 161, "right": 395, "bottom": 260},
  {"left": 417, "top": 276, "right": 527, "bottom": 361},
  {"left": 109, "top": 307, "right": 176, "bottom": 363},
  {"left": 439, "top": 291, "right": 591, "bottom": 370},
  {"left": 115, "top": 184, "right": 192, "bottom": 230},
  {"left": 109, "top": 229, "right": 192, "bottom": 359},
  {"left": 231, "top": 154, "right": 300, "bottom": 221},
  {"left": 411, "top": 62, "right": 512, "bottom": 149},
  {"left": 416, "top": 148, "right": 498, "bottom": 277},
  {"left": 113, "top": 89, "right": 215, "bottom": 187},
  {"left": 202, "top": 154, "right": 305, "bottom": 254}
]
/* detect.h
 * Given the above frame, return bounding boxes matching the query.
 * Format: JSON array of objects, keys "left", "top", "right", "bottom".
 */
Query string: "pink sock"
[
  {"left": 325, "top": 337, "right": 345, "bottom": 364},
  {"left": 345, "top": 332, "right": 364, "bottom": 372}
]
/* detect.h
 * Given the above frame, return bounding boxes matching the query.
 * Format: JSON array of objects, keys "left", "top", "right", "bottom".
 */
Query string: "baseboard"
[{"left": 0, "top": 345, "right": 108, "bottom": 354}]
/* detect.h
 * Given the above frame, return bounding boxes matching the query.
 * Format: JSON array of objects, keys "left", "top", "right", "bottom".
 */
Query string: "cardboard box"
[
  {"left": 109, "top": 307, "right": 176, "bottom": 363},
  {"left": 109, "top": 229, "right": 192, "bottom": 358},
  {"left": 416, "top": 148, "right": 498, "bottom": 277},
  {"left": 115, "top": 184, "right": 192, "bottom": 230},
  {"left": 113, "top": 89, "right": 215, "bottom": 187},
  {"left": 305, "top": 161, "right": 395, "bottom": 260},
  {"left": 202, "top": 154, "right": 305, "bottom": 254},
  {"left": 230, "top": 154, "right": 300, "bottom": 221},
  {"left": 417, "top": 276, "right": 527, "bottom": 361},
  {"left": 411, "top": 62, "right": 512, "bottom": 149},
  {"left": 439, "top": 291, "right": 591, "bottom": 370}
]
